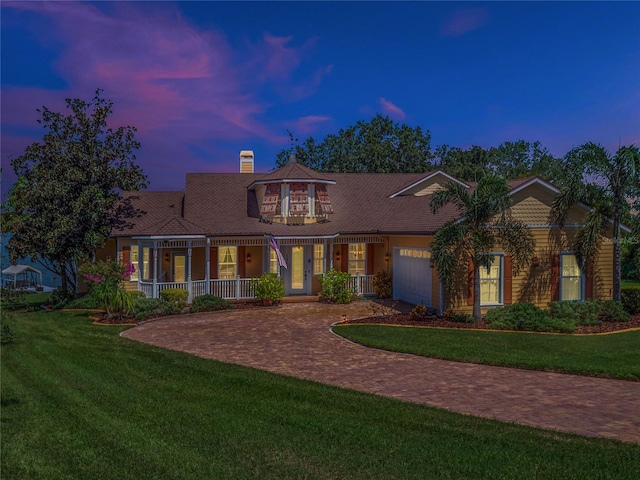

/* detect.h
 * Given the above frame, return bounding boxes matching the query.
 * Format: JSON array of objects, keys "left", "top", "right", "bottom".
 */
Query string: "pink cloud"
[
  {"left": 379, "top": 97, "right": 406, "bottom": 120},
  {"left": 289, "top": 115, "right": 332, "bottom": 135},
  {"left": 441, "top": 8, "right": 489, "bottom": 37},
  {"left": 1, "top": 1, "right": 329, "bottom": 189}
]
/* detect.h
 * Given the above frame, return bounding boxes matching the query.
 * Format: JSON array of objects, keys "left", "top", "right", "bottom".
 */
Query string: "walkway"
[{"left": 122, "top": 301, "right": 640, "bottom": 444}]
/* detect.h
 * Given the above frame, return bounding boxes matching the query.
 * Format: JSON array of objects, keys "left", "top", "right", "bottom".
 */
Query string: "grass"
[
  {"left": 623, "top": 279, "right": 640, "bottom": 289},
  {"left": 333, "top": 325, "right": 640, "bottom": 380},
  {"left": 2, "top": 310, "right": 639, "bottom": 479}
]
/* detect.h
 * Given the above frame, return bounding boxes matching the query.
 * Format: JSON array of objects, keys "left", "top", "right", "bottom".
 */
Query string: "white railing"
[
  {"left": 348, "top": 274, "right": 376, "bottom": 296},
  {"left": 139, "top": 276, "right": 255, "bottom": 301}
]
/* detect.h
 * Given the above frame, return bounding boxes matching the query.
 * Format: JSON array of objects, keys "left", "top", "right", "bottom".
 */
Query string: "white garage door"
[{"left": 393, "top": 247, "right": 432, "bottom": 306}]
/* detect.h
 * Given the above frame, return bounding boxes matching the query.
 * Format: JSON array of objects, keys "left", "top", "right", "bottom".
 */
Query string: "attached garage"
[{"left": 392, "top": 247, "right": 432, "bottom": 307}]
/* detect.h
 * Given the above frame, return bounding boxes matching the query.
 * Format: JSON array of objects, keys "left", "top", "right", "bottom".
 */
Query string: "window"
[
  {"left": 218, "top": 246, "right": 237, "bottom": 279},
  {"left": 348, "top": 243, "right": 365, "bottom": 276},
  {"left": 142, "top": 247, "right": 151, "bottom": 280},
  {"left": 561, "top": 254, "right": 583, "bottom": 301},
  {"left": 130, "top": 246, "right": 139, "bottom": 281},
  {"left": 269, "top": 249, "right": 279, "bottom": 274},
  {"left": 313, "top": 244, "right": 324, "bottom": 275},
  {"left": 480, "top": 255, "right": 502, "bottom": 305}
]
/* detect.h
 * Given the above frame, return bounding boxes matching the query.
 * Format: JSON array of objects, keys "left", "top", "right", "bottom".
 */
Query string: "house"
[{"left": 95, "top": 151, "right": 622, "bottom": 315}]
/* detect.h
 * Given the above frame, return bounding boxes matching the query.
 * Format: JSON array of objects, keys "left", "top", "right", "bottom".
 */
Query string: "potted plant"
[{"left": 254, "top": 272, "right": 285, "bottom": 306}]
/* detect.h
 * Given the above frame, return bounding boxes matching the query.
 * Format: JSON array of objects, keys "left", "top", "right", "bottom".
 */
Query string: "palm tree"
[
  {"left": 552, "top": 143, "right": 640, "bottom": 301},
  {"left": 430, "top": 173, "right": 535, "bottom": 320}
]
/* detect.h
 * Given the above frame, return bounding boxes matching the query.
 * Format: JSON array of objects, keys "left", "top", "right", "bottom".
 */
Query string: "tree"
[
  {"left": 552, "top": 142, "right": 640, "bottom": 301},
  {"left": 430, "top": 173, "right": 536, "bottom": 320},
  {"left": 435, "top": 140, "right": 564, "bottom": 183},
  {"left": 2, "top": 90, "right": 147, "bottom": 294},
  {"left": 275, "top": 114, "right": 435, "bottom": 173},
  {"left": 435, "top": 144, "right": 491, "bottom": 181},
  {"left": 487, "top": 140, "right": 564, "bottom": 183}
]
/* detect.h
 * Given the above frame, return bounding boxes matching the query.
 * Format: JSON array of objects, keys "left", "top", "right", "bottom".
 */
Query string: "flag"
[{"left": 269, "top": 235, "right": 287, "bottom": 269}]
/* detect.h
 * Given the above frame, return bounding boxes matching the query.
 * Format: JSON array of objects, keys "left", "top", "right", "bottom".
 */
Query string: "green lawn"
[
  {"left": 623, "top": 279, "right": 640, "bottom": 289},
  {"left": 2, "top": 310, "right": 639, "bottom": 480},
  {"left": 333, "top": 325, "right": 640, "bottom": 380}
]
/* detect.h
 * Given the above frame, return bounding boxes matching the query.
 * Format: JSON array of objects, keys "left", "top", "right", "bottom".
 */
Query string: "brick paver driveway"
[{"left": 122, "top": 301, "right": 640, "bottom": 444}]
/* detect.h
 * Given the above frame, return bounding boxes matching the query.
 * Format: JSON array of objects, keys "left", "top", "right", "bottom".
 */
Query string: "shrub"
[
  {"left": 548, "top": 301, "right": 600, "bottom": 326},
  {"left": 319, "top": 269, "right": 356, "bottom": 304},
  {"left": 134, "top": 298, "right": 169, "bottom": 321},
  {"left": 598, "top": 300, "right": 630, "bottom": 322},
  {"left": 253, "top": 273, "right": 285, "bottom": 304},
  {"left": 50, "top": 287, "right": 74, "bottom": 309},
  {"left": 621, "top": 288, "right": 640, "bottom": 314},
  {"left": 0, "top": 287, "right": 26, "bottom": 310},
  {"left": 485, "top": 303, "right": 576, "bottom": 333},
  {"left": 0, "top": 313, "right": 16, "bottom": 344},
  {"left": 159, "top": 288, "right": 188, "bottom": 314},
  {"left": 191, "top": 294, "right": 233, "bottom": 313},
  {"left": 373, "top": 270, "right": 392, "bottom": 299},
  {"left": 410, "top": 304, "right": 427, "bottom": 319},
  {"left": 79, "top": 260, "right": 136, "bottom": 319},
  {"left": 66, "top": 293, "right": 102, "bottom": 309},
  {"left": 443, "top": 309, "right": 476, "bottom": 323}
]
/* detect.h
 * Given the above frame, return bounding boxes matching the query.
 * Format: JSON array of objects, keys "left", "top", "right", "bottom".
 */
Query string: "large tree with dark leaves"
[
  {"left": 2, "top": 90, "right": 147, "bottom": 293},
  {"left": 275, "top": 114, "right": 435, "bottom": 173}
]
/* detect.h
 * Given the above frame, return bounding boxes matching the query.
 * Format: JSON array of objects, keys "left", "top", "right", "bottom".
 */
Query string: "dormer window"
[{"left": 259, "top": 181, "right": 333, "bottom": 223}]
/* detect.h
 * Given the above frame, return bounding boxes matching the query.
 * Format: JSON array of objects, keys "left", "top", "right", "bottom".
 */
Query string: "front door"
[{"left": 286, "top": 245, "right": 311, "bottom": 295}]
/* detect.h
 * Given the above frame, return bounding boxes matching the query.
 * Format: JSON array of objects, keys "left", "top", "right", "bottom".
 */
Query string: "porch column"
[
  {"left": 205, "top": 238, "right": 211, "bottom": 295},
  {"left": 152, "top": 241, "right": 158, "bottom": 299},
  {"left": 137, "top": 239, "right": 142, "bottom": 293},
  {"left": 187, "top": 241, "right": 193, "bottom": 302},
  {"left": 329, "top": 242, "right": 334, "bottom": 269}
]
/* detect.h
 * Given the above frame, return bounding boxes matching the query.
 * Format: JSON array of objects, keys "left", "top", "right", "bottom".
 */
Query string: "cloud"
[
  {"left": 289, "top": 115, "right": 332, "bottom": 135},
  {"left": 441, "top": 8, "right": 489, "bottom": 37},
  {"left": 1, "top": 2, "right": 328, "bottom": 188},
  {"left": 379, "top": 98, "right": 406, "bottom": 120}
]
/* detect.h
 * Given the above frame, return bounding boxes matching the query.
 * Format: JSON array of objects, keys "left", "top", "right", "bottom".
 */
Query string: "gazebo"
[{"left": 2, "top": 265, "right": 43, "bottom": 291}]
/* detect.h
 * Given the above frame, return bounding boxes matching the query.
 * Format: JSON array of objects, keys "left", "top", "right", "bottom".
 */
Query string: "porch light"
[
  {"left": 336, "top": 251, "right": 341, "bottom": 261},
  {"left": 164, "top": 253, "right": 169, "bottom": 262},
  {"left": 246, "top": 253, "right": 251, "bottom": 263},
  {"left": 385, "top": 252, "right": 390, "bottom": 262}
]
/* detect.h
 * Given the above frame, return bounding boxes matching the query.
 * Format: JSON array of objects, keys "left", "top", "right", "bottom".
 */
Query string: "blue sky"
[{"left": 2, "top": 1, "right": 639, "bottom": 192}]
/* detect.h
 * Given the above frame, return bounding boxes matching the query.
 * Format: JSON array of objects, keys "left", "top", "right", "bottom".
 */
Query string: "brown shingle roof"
[{"left": 116, "top": 172, "right": 552, "bottom": 238}]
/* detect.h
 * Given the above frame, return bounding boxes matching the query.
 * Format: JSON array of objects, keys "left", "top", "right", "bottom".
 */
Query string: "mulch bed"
[{"left": 342, "top": 313, "right": 640, "bottom": 334}]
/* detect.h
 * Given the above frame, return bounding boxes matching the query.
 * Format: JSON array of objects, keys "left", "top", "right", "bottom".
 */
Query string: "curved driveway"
[{"left": 122, "top": 301, "right": 640, "bottom": 444}]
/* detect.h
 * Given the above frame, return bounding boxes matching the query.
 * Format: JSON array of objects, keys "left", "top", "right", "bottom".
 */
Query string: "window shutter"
[
  {"left": 585, "top": 261, "right": 594, "bottom": 299},
  {"left": 504, "top": 256, "right": 513, "bottom": 305},
  {"left": 467, "top": 258, "right": 474, "bottom": 306},
  {"left": 341, "top": 244, "right": 349, "bottom": 272},
  {"left": 551, "top": 254, "right": 560, "bottom": 301},
  {"left": 210, "top": 247, "right": 218, "bottom": 279},
  {"left": 366, "top": 244, "right": 375, "bottom": 275},
  {"left": 121, "top": 246, "right": 131, "bottom": 280},
  {"left": 238, "top": 246, "right": 246, "bottom": 278}
]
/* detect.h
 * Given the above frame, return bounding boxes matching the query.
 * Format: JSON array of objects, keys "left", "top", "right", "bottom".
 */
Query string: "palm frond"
[{"left": 574, "top": 210, "right": 606, "bottom": 269}]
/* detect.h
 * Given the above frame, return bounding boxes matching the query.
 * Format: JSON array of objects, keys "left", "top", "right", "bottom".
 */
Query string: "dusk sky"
[{"left": 2, "top": 1, "right": 639, "bottom": 192}]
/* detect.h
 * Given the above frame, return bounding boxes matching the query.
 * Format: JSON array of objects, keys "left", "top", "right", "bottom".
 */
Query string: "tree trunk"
[{"left": 473, "top": 265, "right": 481, "bottom": 320}]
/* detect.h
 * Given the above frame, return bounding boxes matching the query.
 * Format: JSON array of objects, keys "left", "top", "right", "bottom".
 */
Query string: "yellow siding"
[
  {"left": 445, "top": 227, "right": 615, "bottom": 314},
  {"left": 415, "top": 182, "right": 442, "bottom": 196}
]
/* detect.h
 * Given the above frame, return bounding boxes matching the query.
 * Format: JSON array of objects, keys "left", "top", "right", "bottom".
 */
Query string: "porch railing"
[
  {"left": 138, "top": 273, "right": 375, "bottom": 300},
  {"left": 348, "top": 274, "right": 376, "bottom": 296},
  {"left": 139, "top": 276, "right": 256, "bottom": 301}
]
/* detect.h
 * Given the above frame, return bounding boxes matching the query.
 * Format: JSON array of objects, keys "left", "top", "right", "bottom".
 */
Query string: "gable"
[
  {"left": 389, "top": 171, "right": 468, "bottom": 197},
  {"left": 509, "top": 182, "right": 586, "bottom": 226}
]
